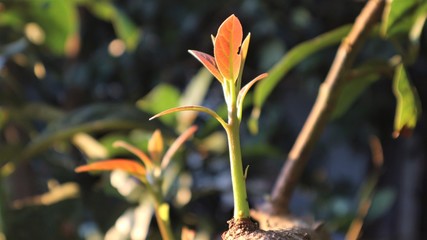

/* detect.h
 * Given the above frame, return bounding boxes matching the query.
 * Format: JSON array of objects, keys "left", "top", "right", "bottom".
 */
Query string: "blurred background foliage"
[{"left": 0, "top": 0, "right": 426, "bottom": 239}]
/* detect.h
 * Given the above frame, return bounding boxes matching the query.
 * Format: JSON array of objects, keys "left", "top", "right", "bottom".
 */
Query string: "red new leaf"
[
  {"left": 75, "top": 159, "right": 146, "bottom": 178},
  {"left": 214, "top": 14, "right": 243, "bottom": 82},
  {"left": 188, "top": 50, "right": 223, "bottom": 83}
]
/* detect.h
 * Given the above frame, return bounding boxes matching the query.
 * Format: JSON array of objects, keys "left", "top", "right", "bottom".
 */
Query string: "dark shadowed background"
[{"left": 0, "top": 0, "right": 426, "bottom": 239}]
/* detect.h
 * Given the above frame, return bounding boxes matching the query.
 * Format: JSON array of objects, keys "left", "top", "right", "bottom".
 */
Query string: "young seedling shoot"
[
  {"left": 75, "top": 126, "right": 198, "bottom": 240},
  {"left": 150, "top": 14, "right": 268, "bottom": 220}
]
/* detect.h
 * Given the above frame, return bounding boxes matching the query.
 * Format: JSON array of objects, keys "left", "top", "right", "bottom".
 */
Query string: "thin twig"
[
  {"left": 345, "top": 136, "right": 383, "bottom": 240},
  {"left": 266, "top": 0, "right": 386, "bottom": 214}
]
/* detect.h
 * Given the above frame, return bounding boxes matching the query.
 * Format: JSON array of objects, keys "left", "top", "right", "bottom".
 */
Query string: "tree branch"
[{"left": 266, "top": 0, "right": 385, "bottom": 215}]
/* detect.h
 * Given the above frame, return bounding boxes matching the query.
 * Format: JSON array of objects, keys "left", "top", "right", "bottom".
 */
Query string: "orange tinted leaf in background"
[
  {"left": 113, "top": 140, "right": 153, "bottom": 168},
  {"left": 188, "top": 50, "right": 223, "bottom": 82},
  {"left": 75, "top": 159, "right": 146, "bottom": 178},
  {"left": 214, "top": 14, "right": 243, "bottom": 82},
  {"left": 161, "top": 125, "right": 198, "bottom": 169}
]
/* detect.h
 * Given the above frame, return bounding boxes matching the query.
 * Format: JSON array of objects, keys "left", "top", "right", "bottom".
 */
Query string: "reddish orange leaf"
[
  {"left": 214, "top": 14, "right": 243, "bottom": 82},
  {"left": 113, "top": 141, "right": 153, "bottom": 169},
  {"left": 161, "top": 125, "right": 198, "bottom": 169},
  {"left": 188, "top": 50, "right": 223, "bottom": 82},
  {"left": 75, "top": 159, "right": 146, "bottom": 178}
]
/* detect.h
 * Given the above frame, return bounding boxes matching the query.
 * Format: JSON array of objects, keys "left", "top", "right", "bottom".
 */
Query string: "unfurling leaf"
[
  {"left": 150, "top": 105, "right": 227, "bottom": 129},
  {"left": 148, "top": 130, "right": 164, "bottom": 163},
  {"left": 211, "top": 34, "right": 216, "bottom": 46},
  {"left": 188, "top": 50, "right": 223, "bottom": 82},
  {"left": 236, "top": 33, "right": 251, "bottom": 89},
  {"left": 75, "top": 159, "right": 146, "bottom": 178},
  {"left": 392, "top": 63, "right": 422, "bottom": 138},
  {"left": 214, "top": 14, "right": 243, "bottom": 82},
  {"left": 236, "top": 73, "right": 268, "bottom": 120},
  {"left": 240, "top": 33, "right": 251, "bottom": 63}
]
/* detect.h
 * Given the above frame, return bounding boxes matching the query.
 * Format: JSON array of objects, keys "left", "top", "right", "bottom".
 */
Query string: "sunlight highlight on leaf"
[
  {"left": 211, "top": 34, "right": 216, "bottom": 46},
  {"left": 72, "top": 132, "right": 108, "bottom": 159},
  {"left": 158, "top": 203, "right": 170, "bottom": 222},
  {"left": 214, "top": 14, "right": 243, "bottom": 82}
]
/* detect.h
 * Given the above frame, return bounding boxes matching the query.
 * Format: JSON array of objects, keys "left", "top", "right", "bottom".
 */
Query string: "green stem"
[
  {"left": 225, "top": 81, "right": 250, "bottom": 219},
  {"left": 146, "top": 184, "right": 175, "bottom": 240}
]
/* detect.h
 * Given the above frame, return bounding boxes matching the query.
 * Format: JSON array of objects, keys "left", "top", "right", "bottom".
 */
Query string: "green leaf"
[
  {"left": 81, "top": 1, "right": 140, "bottom": 51},
  {"left": 19, "top": 102, "right": 64, "bottom": 122},
  {"left": 382, "top": 0, "right": 423, "bottom": 37},
  {"left": 332, "top": 74, "right": 380, "bottom": 119},
  {"left": 407, "top": 8, "right": 427, "bottom": 63},
  {"left": 392, "top": 63, "right": 421, "bottom": 138},
  {"left": 332, "top": 62, "right": 386, "bottom": 119},
  {"left": 113, "top": 9, "right": 140, "bottom": 51},
  {"left": 137, "top": 84, "right": 181, "bottom": 127},
  {"left": 0, "top": 108, "right": 8, "bottom": 130},
  {"left": 366, "top": 187, "right": 396, "bottom": 221},
  {"left": 250, "top": 25, "right": 352, "bottom": 133},
  {"left": 4, "top": 103, "right": 168, "bottom": 168},
  {"left": 28, "top": 0, "right": 78, "bottom": 55},
  {"left": 82, "top": 1, "right": 116, "bottom": 21},
  {"left": 0, "top": 145, "right": 24, "bottom": 177},
  {"left": 177, "top": 68, "right": 213, "bottom": 132},
  {"left": 0, "top": 10, "right": 25, "bottom": 30}
]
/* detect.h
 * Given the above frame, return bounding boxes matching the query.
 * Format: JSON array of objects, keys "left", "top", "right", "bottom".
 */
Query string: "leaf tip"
[{"left": 392, "top": 125, "right": 413, "bottom": 139}]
